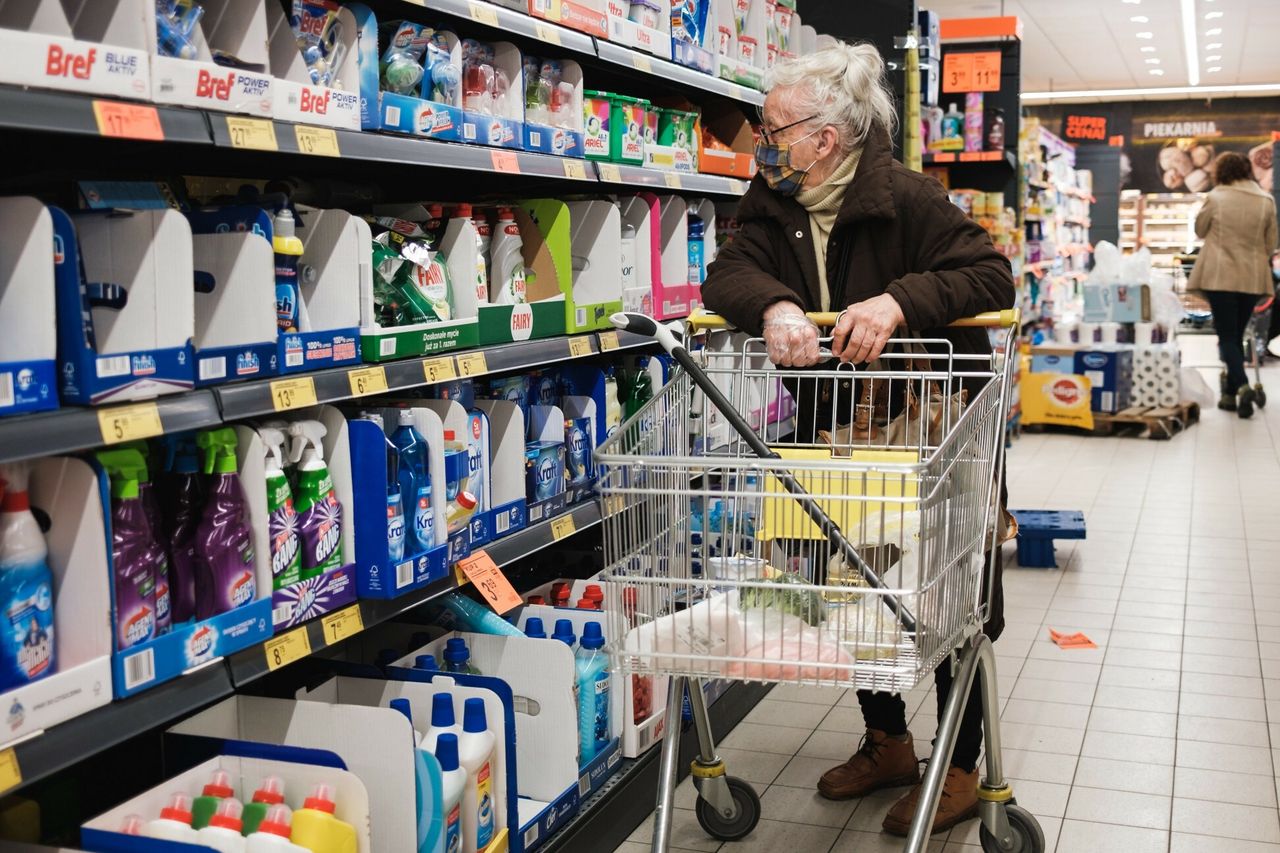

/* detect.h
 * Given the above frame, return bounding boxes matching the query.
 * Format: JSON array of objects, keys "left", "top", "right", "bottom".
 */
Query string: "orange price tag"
[
  {"left": 490, "top": 150, "right": 521, "bottom": 173},
  {"left": 942, "top": 51, "right": 1001, "bottom": 93},
  {"left": 456, "top": 550, "right": 521, "bottom": 615},
  {"left": 1048, "top": 628, "right": 1096, "bottom": 650},
  {"left": 93, "top": 101, "right": 164, "bottom": 141},
  {"left": 970, "top": 51, "right": 1002, "bottom": 92}
]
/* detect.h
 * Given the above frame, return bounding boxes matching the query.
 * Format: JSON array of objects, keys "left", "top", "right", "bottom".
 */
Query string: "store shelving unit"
[
  {"left": 1119, "top": 190, "right": 1203, "bottom": 268},
  {"left": 1021, "top": 120, "right": 1093, "bottom": 328}
]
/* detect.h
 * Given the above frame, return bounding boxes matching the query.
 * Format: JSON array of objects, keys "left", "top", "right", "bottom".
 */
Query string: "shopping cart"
[{"left": 594, "top": 309, "right": 1042, "bottom": 853}]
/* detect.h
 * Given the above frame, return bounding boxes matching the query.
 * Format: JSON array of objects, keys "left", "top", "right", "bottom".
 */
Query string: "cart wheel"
[
  {"left": 1256, "top": 386, "right": 1267, "bottom": 408},
  {"left": 695, "top": 776, "right": 760, "bottom": 841},
  {"left": 979, "top": 803, "right": 1045, "bottom": 853}
]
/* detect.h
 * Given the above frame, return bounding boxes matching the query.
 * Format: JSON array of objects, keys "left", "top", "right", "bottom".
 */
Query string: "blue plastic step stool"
[{"left": 1010, "top": 510, "right": 1086, "bottom": 568}]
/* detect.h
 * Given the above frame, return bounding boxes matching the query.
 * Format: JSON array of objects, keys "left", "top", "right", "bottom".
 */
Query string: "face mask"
[{"left": 755, "top": 128, "right": 820, "bottom": 196}]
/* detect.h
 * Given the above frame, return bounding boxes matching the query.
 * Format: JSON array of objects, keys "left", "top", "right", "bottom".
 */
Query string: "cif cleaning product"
[
  {"left": 144, "top": 791, "right": 199, "bottom": 842},
  {"left": 195, "top": 797, "right": 247, "bottom": 853},
  {"left": 576, "top": 622, "right": 611, "bottom": 764},
  {"left": 435, "top": 733, "right": 466, "bottom": 853},
  {"left": 391, "top": 410, "right": 434, "bottom": 553},
  {"left": 195, "top": 429, "right": 257, "bottom": 618},
  {"left": 458, "top": 698, "right": 496, "bottom": 853},
  {"left": 192, "top": 768, "right": 236, "bottom": 829},
  {"left": 489, "top": 208, "right": 527, "bottom": 305},
  {"left": 241, "top": 776, "right": 286, "bottom": 837},
  {"left": 160, "top": 434, "right": 202, "bottom": 624},
  {"left": 290, "top": 783, "right": 357, "bottom": 853},
  {"left": 0, "top": 463, "right": 55, "bottom": 690},
  {"left": 261, "top": 428, "right": 303, "bottom": 590},
  {"left": 288, "top": 421, "right": 344, "bottom": 579},
  {"left": 245, "top": 804, "right": 306, "bottom": 852},
  {"left": 97, "top": 449, "right": 157, "bottom": 650},
  {"left": 274, "top": 209, "right": 305, "bottom": 334}
]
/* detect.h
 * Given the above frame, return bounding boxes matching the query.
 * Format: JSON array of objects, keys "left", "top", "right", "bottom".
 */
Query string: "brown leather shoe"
[
  {"left": 881, "top": 765, "right": 980, "bottom": 836},
  {"left": 816, "top": 729, "right": 921, "bottom": 800}
]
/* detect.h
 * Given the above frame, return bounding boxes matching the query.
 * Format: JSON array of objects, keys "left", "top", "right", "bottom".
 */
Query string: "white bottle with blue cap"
[
  {"left": 524, "top": 617, "right": 547, "bottom": 639},
  {"left": 422, "top": 692, "right": 461, "bottom": 755},
  {"left": 434, "top": 733, "right": 467, "bottom": 853},
  {"left": 458, "top": 697, "right": 497, "bottom": 853}
]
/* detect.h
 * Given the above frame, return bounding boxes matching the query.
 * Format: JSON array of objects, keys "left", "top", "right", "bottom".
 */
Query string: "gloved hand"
[{"left": 762, "top": 302, "right": 820, "bottom": 367}]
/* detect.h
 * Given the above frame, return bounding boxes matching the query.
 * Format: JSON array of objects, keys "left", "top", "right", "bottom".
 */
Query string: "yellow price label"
[
  {"left": 347, "top": 365, "right": 388, "bottom": 397},
  {"left": 664, "top": 172, "right": 683, "bottom": 189},
  {"left": 97, "top": 402, "right": 163, "bottom": 445},
  {"left": 0, "top": 748, "right": 19, "bottom": 795},
  {"left": 568, "top": 336, "right": 593, "bottom": 357},
  {"left": 599, "top": 163, "right": 622, "bottom": 182},
  {"left": 535, "top": 22, "right": 562, "bottom": 45},
  {"left": 264, "top": 627, "right": 312, "bottom": 671},
  {"left": 562, "top": 159, "right": 588, "bottom": 180},
  {"left": 226, "top": 116, "right": 278, "bottom": 151},
  {"left": 321, "top": 604, "right": 364, "bottom": 645},
  {"left": 633, "top": 54, "right": 653, "bottom": 74},
  {"left": 294, "top": 124, "right": 340, "bottom": 157},
  {"left": 468, "top": 0, "right": 500, "bottom": 26},
  {"left": 454, "top": 561, "right": 469, "bottom": 587},
  {"left": 270, "top": 376, "right": 318, "bottom": 411},
  {"left": 598, "top": 330, "right": 620, "bottom": 351},
  {"left": 603, "top": 494, "right": 625, "bottom": 515},
  {"left": 456, "top": 352, "right": 488, "bottom": 377},
  {"left": 423, "top": 356, "right": 458, "bottom": 382},
  {"left": 550, "top": 513, "right": 576, "bottom": 540}
]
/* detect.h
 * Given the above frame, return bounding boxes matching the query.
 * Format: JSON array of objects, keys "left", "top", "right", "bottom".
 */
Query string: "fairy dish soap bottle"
[
  {"left": 0, "top": 463, "right": 56, "bottom": 691},
  {"left": 274, "top": 208, "right": 305, "bottom": 334},
  {"left": 195, "top": 429, "right": 257, "bottom": 618},
  {"left": 288, "top": 420, "right": 344, "bottom": 581}
]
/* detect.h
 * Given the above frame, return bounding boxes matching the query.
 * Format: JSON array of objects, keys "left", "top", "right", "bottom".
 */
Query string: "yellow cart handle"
[{"left": 686, "top": 307, "right": 1020, "bottom": 331}]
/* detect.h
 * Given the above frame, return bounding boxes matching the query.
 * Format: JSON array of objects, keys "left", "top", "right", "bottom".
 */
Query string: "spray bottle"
[
  {"left": 124, "top": 441, "right": 170, "bottom": 634},
  {"left": 96, "top": 449, "right": 157, "bottom": 649},
  {"left": 159, "top": 433, "right": 202, "bottom": 624},
  {"left": 0, "top": 463, "right": 56, "bottom": 690},
  {"left": 274, "top": 208, "right": 305, "bottom": 334},
  {"left": 195, "top": 429, "right": 257, "bottom": 617},
  {"left": 287, "top": 421, "right": 343, "bottom": 580},
  {"left": 289, "top": 783, "right": 357, "bottom": 853},
  {"left": 261, "top": 428, "right": 303, "bottom": 590}
]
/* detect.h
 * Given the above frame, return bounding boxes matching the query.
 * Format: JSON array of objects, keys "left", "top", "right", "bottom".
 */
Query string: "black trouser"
[
  {"left": 857, "top": 662, "right": 986, "bottom": 773},
  {"left": 1205, "top": 290, "right": 1260, "bottom": 390}
]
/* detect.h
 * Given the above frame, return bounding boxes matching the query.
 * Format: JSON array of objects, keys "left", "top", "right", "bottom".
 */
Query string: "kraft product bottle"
[
  {"left": 274, "top": 208, "right": 305, "bottom": 334},
  {"left": 290, "top": 783, "right": 357, "bottom": 853},
  {"left": 160, "top": 434, "right": 202, "bottom": 624},
  {"left": 391, "top": 410, "right": 434, "bottom": 553},
  {"left": 443, "top": 637, "right": 480, "bottom": 674},
  {"left": 97, "top": 450, "right": 158, "bottom": 650},
  {"left": 288, "top": 421, "right": 344, "bottom": 579},
  {"left": 576, "top": 622, "right": 611, "bottom": 764},
  {"left": 194, "top": 429, "right": 257, "bottom": 618},
  {"left": 423, "top": 691, "right": 461, "bottom": 754},
  {"left": 458, "top": 698, "right": 496, "bottom": 853},
  {"left": 192, "top": 769, "right": 236, "bottom": 830},
  {"left": 195, "top": 797, "right": 247, "bottom": 853},
  {"left": 489, "top": 208, "right": 527, "bottom": 305},
  {"left": 0, "top": 463, "right": 56, "bottom": 690},
  {"left": 260, "top": 428, "right": 303, "bottom": 590},
  {"left": 245, "top": 804, "right": 306, "bottom": 852},
  {"left": 144, "top": 791, "right": 198, "bottom": 842},
  {"left": 241, "top": 776, "right": 286, "bottom": 837},
  {"left": 435, "top": 733, "right": 466, "bottom": 853}
]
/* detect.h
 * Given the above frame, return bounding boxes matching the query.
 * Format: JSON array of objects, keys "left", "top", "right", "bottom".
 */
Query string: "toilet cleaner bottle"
[
  {"left": 143, "top": 791, "right": 198, "bottom": 842},
  {"left": 288, "top": 420, "right": 343, "bottom": 580},
  {"left": 96, "top": 450, "right": 157, "bottom": 650},
  {"left": 290, "top": 783, "right": 357, "bottom": 853},
  {"left": 422, "top": 691, "right": 461, "bottom": 754},
  {"left": 192, "top": 769, "right": 236, "bottom": 829},
  {"left": 274, "top": 208, "right": 305, "bottom": 334},
  {"left": 261, "top": 428, "right": 303, "bottom": 591},
  {"left": 435, "top": 733, "right": 466, "bottom": 853},
  {"left": 195, "top": 797, "right": 247, "bottom": 853},
  {"left": 0, "top": 463, "right": 56, "bottom": 690},
  {"left": 458, "top": 697, "right": 497, "bottom": 853},
  {"left": 245, "top": 804, "right": 307, "bottom": 852},
  {"left": 194, "top": 429, "right": 257, "bottom": 618},
  {"left": 241, "top": 776, "right": 286, "bottom": 837}
]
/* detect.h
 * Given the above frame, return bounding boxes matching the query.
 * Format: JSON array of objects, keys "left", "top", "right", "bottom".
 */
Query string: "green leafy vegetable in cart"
[{"left": 740, "top": 573, "right": 827, "bottom": 626}]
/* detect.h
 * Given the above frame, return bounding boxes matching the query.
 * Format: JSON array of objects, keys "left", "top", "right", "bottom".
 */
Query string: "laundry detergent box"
[
  {"left": 605, "top": 0, "right": 671, "bottom": 58},
  {"left": 460, "top": 39, "right": 524, "bottom": 151},
  {"left": 0, "top": 197, "right": 58, "bottom": 416},
  {"left": 520, "top": 55, "right": 585, "bottom": 158},
  {"left": 1074, "top": 348, "right": 1134, "bottom": 414},
  {"left": 267, "top": 0, "right": 362, "bottom": 129},
  {"left": 0, "top": 0, "right": 150, "bottom": 100},
  {"left": 148, "top": 0, "right": 274, "bottom": 115}
]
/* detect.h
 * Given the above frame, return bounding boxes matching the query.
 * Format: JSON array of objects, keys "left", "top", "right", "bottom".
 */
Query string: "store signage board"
[{"left": 1063, "top": 114, "right": 1109, "bottom": 144}]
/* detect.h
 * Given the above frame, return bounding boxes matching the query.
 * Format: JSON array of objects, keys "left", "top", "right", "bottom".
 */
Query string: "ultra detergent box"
[
  {"left": 1074, "top": 348, "right": 1134, "bottom": 414},
  {"left": 0, "top": 198, "right": 58, "bottom": 416}
]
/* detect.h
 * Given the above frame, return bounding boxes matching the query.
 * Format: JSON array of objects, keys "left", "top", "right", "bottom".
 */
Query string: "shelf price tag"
[
  {"left": 598, "top": 330, "right": 620, "bottom": 351},
  {"left": 942, "top": 50, "right": 1001, "bottom": 93},
  {"left": 98, "top": 402, "right": 163, "bottom": 445},
  {"left": 568, "top": 336, "right": 593, "bottom": 357},
  {"left": 632, "top": 53, "right": 653, "bottom": 73},
  {"left": 321, "top": 604, "right": 364, "bottom": 645},
  {"left": 456, "top": 550, "right": 521, "bottom": 614},
  {"left": 92, "top": 101, "right": 164, "bottom": 141},
  {"left": 456, "top": 352, "right": 488, "bottom": 377},
  {"left": 270, "top": 376, "right": 317, "bottom": 411},
  {"left": 599, "top": 163, "right": 622, "bottom": 182},
  {"left": 295, "top": 125, "right": 341, "bottom": 157},
  {"left": 468, "top": 0, "right": 500, "bottom": 26},
  {"left": 264, "top": 627, "right": 312, "bottom": 671},
  {"left": 490, "top": 150, "right": 520, "bottom": 173},
  {"left": 550, "top": 513, "right": 576, "bottom": 540},
  {"left": 0, "top": 748, "right": 20, "bottom": 795},
  {"left": 226, "top": 116, "right": 279, "bottom": 151},
  {"left": 535, "top": 22, "right": 562, "bottom": 45},
  {"left": 562, "top": 159, "right": 588, "bottom": 179},
  {"left": 663, "top": 172, "right": 683, "bottom": 189},
  {"left": 347, "top": 365, "right": 388, "bottom": 397},
  {"left": 453, "top": 561, "right": 470, "bottom": 587},
  {"left": 423, "top": 356, "right": 458, "bottom": 382}
]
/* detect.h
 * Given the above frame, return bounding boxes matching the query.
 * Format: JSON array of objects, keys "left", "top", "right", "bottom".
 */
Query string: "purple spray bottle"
[
  {"left": 159, "top": 433, "right": 203, "bottom": 624},
  {"left": 194, "top": 428, "right": 258, "bottom": 618},
  {"left": 123, "top": 440, "right": 171, "bottom": 634},
  {"left": 96, "top": 449, "right": 158, "bottom": 649}
]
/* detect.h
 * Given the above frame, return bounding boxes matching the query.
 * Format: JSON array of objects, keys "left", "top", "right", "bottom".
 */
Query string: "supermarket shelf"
[
  {"left": 594, "top": 40, "right": 765, "bottom": 106},
  {"left": 0, "top": 86, "right": 212, "bottom": 146},
  {"left": 426, "top": 0, "right": 598, "bottom": 56},
  {"left": 922, "top": 149, "right": 1017, "bottom": 169},
  {"left": 597, "top": 162, "right": 750, "bottom": 196}
]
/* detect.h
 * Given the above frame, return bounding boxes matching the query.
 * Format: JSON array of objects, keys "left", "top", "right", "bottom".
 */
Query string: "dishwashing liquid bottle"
[{"left": 290, "top": 783, "right": 357, "bottom": 853}]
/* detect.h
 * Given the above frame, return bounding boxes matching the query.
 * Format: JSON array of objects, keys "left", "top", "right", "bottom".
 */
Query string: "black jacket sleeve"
[{"left": 701, "top": 220, "right": 805, "bottom": 336}]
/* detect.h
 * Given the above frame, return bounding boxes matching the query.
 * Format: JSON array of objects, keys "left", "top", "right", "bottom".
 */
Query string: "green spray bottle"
[
  {"left": 288, "top": 420, "right": 343, "bottom": 579},
  {"left": 260, "top": 427, "right": 302, "bottom": 590}
]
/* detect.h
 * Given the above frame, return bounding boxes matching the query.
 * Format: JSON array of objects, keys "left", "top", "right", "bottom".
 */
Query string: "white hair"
[{"left": 766, "top": 40, "right": 897, "bottom": 152}]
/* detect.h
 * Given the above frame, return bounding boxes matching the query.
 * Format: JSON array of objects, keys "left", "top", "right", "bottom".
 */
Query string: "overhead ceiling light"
[
  {"left": 1204, "top": 11, "right": 1223, "bottom": 18},
  {"left": 1141, "top": 45, "right": 1157, "bottom": 52},
  {"left": 1023, "top": 83, "right": 1280, "bottom": 103},
  {"left": 1181, "top": 0, "right": 1201, "bottom": 86},
  {"left": 1206, "top": 54, "right": 1222, "bottom": 62},
  {"left": 1205, "top": 27, "right": 1222, "bottom": 35},
  {"left": 1121, "top": 0, "right": 1141, "bottom": 4},
  {"left": 1145, "top": 58, "right": 1161, "bottom": 64},
  {"left": 1149, "top": 69, "right": 1165, "bottom": 75},
  {"left": 1130, "top": 15, "right": 1149, "bottom": 22},
  {"left": 1136, "top": 31, "right": 1154, "bottom": 38},
  {"left": 1205, "top": 42, "right": 1222, "bottom": 50},
  {"left": 1207, "top": 66, "right": 1222, "bottom": 72}
]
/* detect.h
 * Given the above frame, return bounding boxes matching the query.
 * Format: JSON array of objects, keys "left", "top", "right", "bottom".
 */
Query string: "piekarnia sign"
[{"left": 1143, "top": 120, "right": 1220, "bottom": 139}]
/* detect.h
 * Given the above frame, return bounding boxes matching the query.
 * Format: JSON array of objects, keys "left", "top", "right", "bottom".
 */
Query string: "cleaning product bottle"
[
  {"left": 391, "top": 410, "right": 434, "bottom": 553},
  {"left": 390, "top": 696, "right": 425, "bottom": 747},
  {"left": 195, "top": 797, "right": 247, "bottom": 853},
  {"left": 414, "top": 653, "right": 438, "bottom": 671},
  {"left": 941, "top": 102, "right": 963, "bottom": 143},
  {"left": 435, "top": 733, "right": 466, "bottom": 853},
  {"left": 489, "top": 208, "right": 527, "bottom": 305},
  {"left": 118, "top": 814, "right": 146, "bottom": 836},
  {"left": 144, "top": 791, "right": 199, "bottom": 842},
  {"left": 192, "top": 769, "right": 236, "bottom": 829},
  {"left": 986, "top": 107, "right": 1006, "bottom": 151},
  {"left": 290, "top": 784, "right": 357, "bottom": 853},
  {"left": 423, "top": 691, "right": 461, "bottom": 754},
  {"left": 261, "top": 428, "right": 303, "bottom": 591},
  {"left": 524, "top": 617, "right": 546, "bottom": 639},
  {"left": 274, "top": 208, "right": 305, "bottom": 334},
  {"left": 160, "top": 433, "right": 202, "bottom": 624},
  {"left": 124, "top": 443, "right": 171, "bottom": 635},
  {"left": 96, "top": 449, "right": 157, "bottom": 649},
  {"left": 288, "top": 420, "right": 343, "bottom": 580},
  {"left": 245, "top": 804, "right": 306, "bottom": 852},
  {"left": 551, "top": 619, "right": 576, "bottom": 648},
  {"left": 624, "top": 358, "right": 654, "bottom": 421},
  {"left": 0, "top": 463, "right": 56, "bottom": 690},
  {"left": 575, "top": 597, "right": 598, "bottom": 610},
  {"left": 576, "top": 622, "right": 611, "bottom": 764},
  {"left": 550, "top": 582, "right": 571, "bottom": 607},
  {"left": 603, "top": 368, "right": 623, "bottom": 440},
  {"left": 963, "top": 91, "right": 984, "bottom": 153},
  {"left": 619, "top": 217, "right": 638, "bottom": 308},
  {"left": 452, "top": 203, "right": 488, "bottom": 304},
  {"left": 458, "top": 698, "right": 497, "bottom": 853},
  {"left": 443, "top": 430, "right": 478, "bottom": 533},
  {"left": 583, "top": 584, "right": 604, "bottom": 609},
  {"left": 194, "top": 429, "right": 257, "bottom": 618},
  {"left": 241, "top": 776, "right": 286, "bottom": 837},
  {"left": 687, "top": 215, "right": 705, "bottom": 286},
  {"left": 473, "top": 208, "right": 493, "bottom": 300},
  {"left": 443, "top": 637, "right": 480, "bottom": 674}
]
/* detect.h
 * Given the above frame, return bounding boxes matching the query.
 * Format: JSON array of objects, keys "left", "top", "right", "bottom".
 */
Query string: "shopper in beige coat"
[{"left": 1189, "top": 151, "right": 1278, "bottom": 418}]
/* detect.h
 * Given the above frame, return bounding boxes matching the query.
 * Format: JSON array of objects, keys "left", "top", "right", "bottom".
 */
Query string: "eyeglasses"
[{"left": 758, "top": 113, "right": 819, "bottom": 145}]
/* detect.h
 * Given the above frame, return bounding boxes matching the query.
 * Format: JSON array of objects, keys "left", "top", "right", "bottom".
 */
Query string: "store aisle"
[{"left": 614, "top": 344, "right": 1280, "bottom": 853}]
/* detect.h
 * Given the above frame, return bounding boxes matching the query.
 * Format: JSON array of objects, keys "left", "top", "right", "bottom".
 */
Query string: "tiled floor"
[{"left": 613, "top": 339, "right": 1280, "bottom": 852}]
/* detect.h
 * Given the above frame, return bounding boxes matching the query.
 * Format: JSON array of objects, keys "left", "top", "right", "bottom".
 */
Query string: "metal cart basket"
[{"left": 594, "top": 310, "right": 1042, "bottom": 853}]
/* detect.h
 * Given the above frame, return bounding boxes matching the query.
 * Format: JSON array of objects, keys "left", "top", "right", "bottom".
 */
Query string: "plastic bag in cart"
[{"left": 727, "top": 607, "right": 856, "bottom": 682}]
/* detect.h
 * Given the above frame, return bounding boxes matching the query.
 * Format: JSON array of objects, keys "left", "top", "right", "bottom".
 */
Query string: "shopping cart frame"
[{"left": 595, "top": 309, "right": 1042, "bottom": 853}]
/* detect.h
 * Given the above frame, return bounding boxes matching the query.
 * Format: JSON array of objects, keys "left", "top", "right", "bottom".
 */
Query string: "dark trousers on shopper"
[{"left": 1205, "top": 290, "right": 1260, "bottom": 390}]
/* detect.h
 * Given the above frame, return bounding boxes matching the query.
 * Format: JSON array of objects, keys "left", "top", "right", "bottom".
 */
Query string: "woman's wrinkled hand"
[
  {"left": 762, "top": 302, "right": 821, "bottom": 367},
  {"left": 831, "top": 294, "right": 905, "bottom": 363}
]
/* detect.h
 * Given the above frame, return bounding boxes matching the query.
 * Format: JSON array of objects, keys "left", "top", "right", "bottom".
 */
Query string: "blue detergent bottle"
[
  {"left": 0, "top": 464, "right": 55, "bottom": 691},
  {"left": 414, "top": 654, "right": 438, "bottom": 671},
  {"left": 443, "top": 637, "right": 480, "bottom": 674},
  {"left": 575, "top": 622, "right": 611, "bottom": 765},
  {"left": 524, "top": 617, "right": 546, "bottom": 639},
  {"left": 551, "top": 619, "right": 576, "bottom": 647},
  {"left": 391, "top": 410, "right": 434, "bottom": 553}
]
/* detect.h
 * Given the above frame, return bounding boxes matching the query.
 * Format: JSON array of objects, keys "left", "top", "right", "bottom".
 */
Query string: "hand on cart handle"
[
  {"left": 830, "top": 294, "right": 906, "bottom": 364},
  {"left": 761, "top": 302, "right": 822, "bottom": 367},
  {"left": 686, "top": 307, "right": 1022, "bottom": 332}
]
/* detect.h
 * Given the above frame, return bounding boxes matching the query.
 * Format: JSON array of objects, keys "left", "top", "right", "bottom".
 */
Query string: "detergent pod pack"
[
  {"left": 149, "top": 0, "right": 275, "bottom": 115},
  {"left": 605, "top": 0, "right": 671, "bottom": 58},
  {"left": 0, "top": 0, "right": 150, "bottom": 100},
  {"left": 520, "top": 54, "right": 585, "bottom": 157},
  {"left": 669, "top": 0, "right": 715, "bottom": 72},
  {"left": 267, "top": 0, "right": 362, "bottom": 129},
  {"left": 523, "top": 405, "right": 568, "bottom": 525},
  {"left": 460, "top": 38, "right": 525, "bottom": 150}
]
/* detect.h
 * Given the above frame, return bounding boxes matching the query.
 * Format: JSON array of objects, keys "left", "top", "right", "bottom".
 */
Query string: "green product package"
[{"left": 266, "top": 464, "right": 303, "bottom": 590}]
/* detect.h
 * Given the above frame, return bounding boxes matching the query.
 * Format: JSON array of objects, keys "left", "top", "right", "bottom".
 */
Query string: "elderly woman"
[
  {"left": 701, "top": 41, "right": 1015, "bottom": 836},
  {"left": 1189, "top": 150, "right": 1278, "bottom": 418}
]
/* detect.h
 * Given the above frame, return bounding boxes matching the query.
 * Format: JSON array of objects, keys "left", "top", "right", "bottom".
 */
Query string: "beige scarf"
[{"left": 796, "top": 147, "right": 862, "bottom": 311}]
